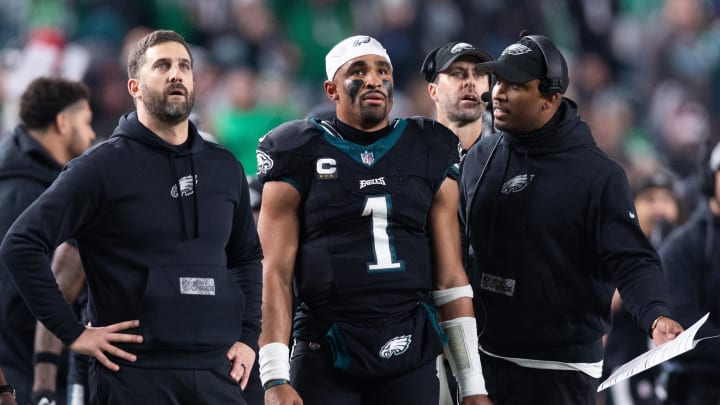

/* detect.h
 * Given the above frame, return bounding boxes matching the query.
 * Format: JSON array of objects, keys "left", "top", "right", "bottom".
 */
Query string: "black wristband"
[
  {"left": 0, "top": 384, "right": 15, "bottom": 399},
  {"left": 262, "top": 379, "right": 290, "bottom": 391},
  {"left": 34, "top": 351, "right": 61, "bottom": 365}
]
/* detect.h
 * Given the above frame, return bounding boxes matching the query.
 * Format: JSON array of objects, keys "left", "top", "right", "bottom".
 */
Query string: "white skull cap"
[{"left": 325, "top": 35, "right": 392, "bottom": 81}]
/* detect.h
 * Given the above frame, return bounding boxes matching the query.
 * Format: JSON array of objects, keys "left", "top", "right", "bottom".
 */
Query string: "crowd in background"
[{"left": 0, "top": 0, "right": 719, "bottom": 189}]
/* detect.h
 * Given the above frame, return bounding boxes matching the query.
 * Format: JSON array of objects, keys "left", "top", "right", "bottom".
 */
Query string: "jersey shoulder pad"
[
  {"left": 403, "top": 116, "right": 458, "bottom": 153},
  {"left": 258, "top": 119, "right": 323, "bottom": 153},
  {"left": 404, "top": 116, "right": 456, "bottom": 143}
]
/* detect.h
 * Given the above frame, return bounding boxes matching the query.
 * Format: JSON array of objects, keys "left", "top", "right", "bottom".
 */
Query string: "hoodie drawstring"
[
  {"left": 188, "top": 154, "right": 199, "bottom": 239},
  {"left": 169, "top": 156, "right": 191, "bottom": 241}
]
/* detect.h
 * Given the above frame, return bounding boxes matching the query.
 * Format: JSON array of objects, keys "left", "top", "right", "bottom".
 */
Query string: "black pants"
[
  {"left": 663, "top": 371, "right": 720, "bottom": 405},
  {"left": 481, "top": 353, "right": 599, "bottom": 405},
  {"left": 290, "top": 340, "right": 439, "bottom": 405},
  {"left": 89, "top": 360, "right": 245, "bottom": 405}
]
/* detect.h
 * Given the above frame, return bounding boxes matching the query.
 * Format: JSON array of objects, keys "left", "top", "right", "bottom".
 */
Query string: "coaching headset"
[
  {"left": 522, "top": 34, "right": 568, "bottom": 94},
  {"left": 420, "top": 44, "right": 495, "bottom": 104}
]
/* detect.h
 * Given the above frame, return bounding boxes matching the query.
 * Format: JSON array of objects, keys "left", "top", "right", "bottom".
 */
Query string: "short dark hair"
[
  {"left": 19, "top": 76, "right": 90, "bottom": 130},
  {"left": 127, "top": 30, "right": 193, "bottom": 79}
]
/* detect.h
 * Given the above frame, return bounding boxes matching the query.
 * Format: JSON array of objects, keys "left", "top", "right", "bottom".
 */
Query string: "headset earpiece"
[
  {"left": 523, "top": 35, "right": 566, "bottom": 94},
  {"left": 421, "top": 47, "right": 440, "bottom": 83}
]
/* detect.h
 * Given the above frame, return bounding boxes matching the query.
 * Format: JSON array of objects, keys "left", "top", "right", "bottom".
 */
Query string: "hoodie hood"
[
  {"left": 110, "top": 112, "right": 205, "bottom": 155},
  {"left": 506, "top": 98, "right": 594, "bottom": 155},
  {"left": 0, "top": 126, "right": 62, "bottom": 186}
]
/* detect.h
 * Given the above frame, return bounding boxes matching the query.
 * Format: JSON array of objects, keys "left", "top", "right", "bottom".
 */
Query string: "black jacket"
[
  {"left": 0, "top": 113, "right": 263, "bottom": 369},
  {"left": 0, "top": 126, "right": 63, "bottom": 387},
  {"left": 460, "top": 99, "right": 670, "bottom": 363},
  {"left": 660, "top": 202, "right": 720, "bottom": 371}
]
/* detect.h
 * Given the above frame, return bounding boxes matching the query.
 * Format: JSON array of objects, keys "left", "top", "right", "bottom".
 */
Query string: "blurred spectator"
[
  {"left": 269, "top": 0, "right": 353, "bottom": 101},
  {"left": 0, "top": 76, "right": 95, "bottom": 405},
  {"left": 659, "top": 140, "right": 720, "bottom": 404},
  {"left": 210, "top": 65, "right": 297, "bottom": 176},
  {"left": 587, "top": 89, "right": 658, "bottom": 178},
  {"left": 603, "top": 168, "right": 685, "bottom": 405},
  {"left": 2, "top": 27, "right": 90, "bottom": 132}
]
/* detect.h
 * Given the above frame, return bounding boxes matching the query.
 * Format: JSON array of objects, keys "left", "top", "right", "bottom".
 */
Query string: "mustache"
[
  {"left": 361, "top": 90, "right": 387, "bottom": 99},
  {"left": 166, "top": 83, "right": 188, "bottom": 95}
]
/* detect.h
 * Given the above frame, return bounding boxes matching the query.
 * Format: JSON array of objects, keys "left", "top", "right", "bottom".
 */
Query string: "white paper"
[{"left": 598, "top": 313, "right": 713, "bottom": 392}]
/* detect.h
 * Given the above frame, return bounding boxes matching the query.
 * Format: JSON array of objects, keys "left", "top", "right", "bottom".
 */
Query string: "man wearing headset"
[
  {"left": 459, "top": 33, "right": 683, "bottom": 404},
  {"left": 421, "top": 42, "right": 494, "bottom": 162},
  {"left": 659, "top": 140, "right": 720, "bottom": 404}
]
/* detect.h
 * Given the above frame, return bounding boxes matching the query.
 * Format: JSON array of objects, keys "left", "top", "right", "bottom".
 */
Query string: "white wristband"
[
  {"left": 258, "top": 342, "right": 290, "bottom": 386},
  {"left": 431, "top": 284, "right": 474, "bottom": 306},
  {"left": 440, "top": 316, "right": 487, "bottom": 397}
]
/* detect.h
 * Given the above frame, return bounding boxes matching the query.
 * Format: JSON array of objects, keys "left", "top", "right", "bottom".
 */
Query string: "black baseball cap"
[
  {"left": 421, "top": 42, "right": 493, "bottom": 82},
  {"left": 631, "top": 170, "right": 677, "bottom": 198},
  {"left": 475, "top": 35, "right": 569, "bottom": 93}
]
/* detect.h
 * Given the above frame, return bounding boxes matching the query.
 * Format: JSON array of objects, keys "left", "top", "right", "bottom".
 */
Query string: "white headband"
[{"left": 325, "top": 35, "right": 392, "bottom": 81}]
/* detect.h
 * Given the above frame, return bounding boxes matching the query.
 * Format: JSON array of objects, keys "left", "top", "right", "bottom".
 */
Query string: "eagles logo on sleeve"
[{"left": 256, "top": 150, "right": 274, "bottom": 175}]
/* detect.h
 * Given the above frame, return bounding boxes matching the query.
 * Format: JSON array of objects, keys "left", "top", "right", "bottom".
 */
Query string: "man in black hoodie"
[
  {"left": 0, "top": 76, "right": 95, "bottom": 405},
  {"left": 660, "top": 140, "right": 720, "bottom": 404},
  {"left": 0, "top": 30, "right": 263, "bottom": 404},
  {"left": 461, "top": 34, "right": 683, "bottom": 404}
]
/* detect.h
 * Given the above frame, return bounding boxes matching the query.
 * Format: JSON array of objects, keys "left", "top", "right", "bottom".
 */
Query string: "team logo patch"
[
  {"left": 359, "top": 177, "right": 386, "bottom": 189},
  {"left": 179, "top": 277, "right": 216, "bottom": 295},
  {"left": 171, "top": 175, "right": 197, "bottom": 198},
  {"left": 502, "top": 43, "right": 532, "bottom": 56},
  {"left": 379, "top": 335, "right": 412, "bottom": 359},
  {"left": 361, "top": 150, "right": 375, "bottom": 166},
  {"left": 480, "top": 273, "right": 516, "bottom": 296},
  {"left": 451, "top": 42, "right": 474, "bottom": 54},
  {"left": 353, "top": 36, "right": 372, "bottom": 47},
  {"left": 501, "top": 174, "right": 534, "bottom": 194},
  {"left": 256, "top": 151, "right": 274, "bottom": 175}
]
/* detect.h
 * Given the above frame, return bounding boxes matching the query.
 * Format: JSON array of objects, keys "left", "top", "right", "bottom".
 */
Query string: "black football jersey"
[{"left": 257, "top": 117, "right": 458, "bottom": 322}]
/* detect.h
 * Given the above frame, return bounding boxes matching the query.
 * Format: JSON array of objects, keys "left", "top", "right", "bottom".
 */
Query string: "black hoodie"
[
  {"left": 0, "top": 112, "right": 263, "bottom": 369},
  {"left": 460, "top": 99, "right": 670, "bottom": 364},
  {"left": 0, "top": 126, "right": 64, "bottom": 393}
]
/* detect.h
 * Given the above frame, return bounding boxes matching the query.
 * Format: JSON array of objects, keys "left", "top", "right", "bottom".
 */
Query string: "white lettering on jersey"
[{"left": 359, "top": 177, "right": 386, "bottom": 189}]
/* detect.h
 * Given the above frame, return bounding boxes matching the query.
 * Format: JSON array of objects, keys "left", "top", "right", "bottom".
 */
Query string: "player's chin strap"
[
  {"left": 259, "top": 342, "right": 291, "bottom": 389},
  {"left": 431, "top": 285, "right": 488, "bottom": 398}
]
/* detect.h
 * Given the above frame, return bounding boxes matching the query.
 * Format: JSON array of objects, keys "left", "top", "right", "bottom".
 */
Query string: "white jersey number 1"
[{"left": 362, "top": 195, "right": 405, "bottom": 272}]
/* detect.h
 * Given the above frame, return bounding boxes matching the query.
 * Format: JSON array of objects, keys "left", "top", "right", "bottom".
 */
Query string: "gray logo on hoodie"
[
  {"left": 501, "top": 174, "right": 534, "bottom": 195},
  {"left": 171, "top": 175, "right": 197, "bottom": 198}
]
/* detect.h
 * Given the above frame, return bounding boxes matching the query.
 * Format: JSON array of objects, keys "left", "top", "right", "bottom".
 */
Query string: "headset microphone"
[{"left": 480, "top": 92, "right": 491, "bottom": 103}]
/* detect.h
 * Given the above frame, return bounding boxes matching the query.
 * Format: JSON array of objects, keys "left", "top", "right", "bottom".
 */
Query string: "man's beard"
[
  {"left": 141, "top": 83, "right": 195, "bottom": 124},
  {"left": 445, "top": 102, "right": 482, "bottom": 126}
]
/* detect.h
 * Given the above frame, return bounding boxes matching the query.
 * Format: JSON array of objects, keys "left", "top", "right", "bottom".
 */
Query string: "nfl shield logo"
[{"left": 361, "top": 150, "right": 374, "bottom": 166}]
